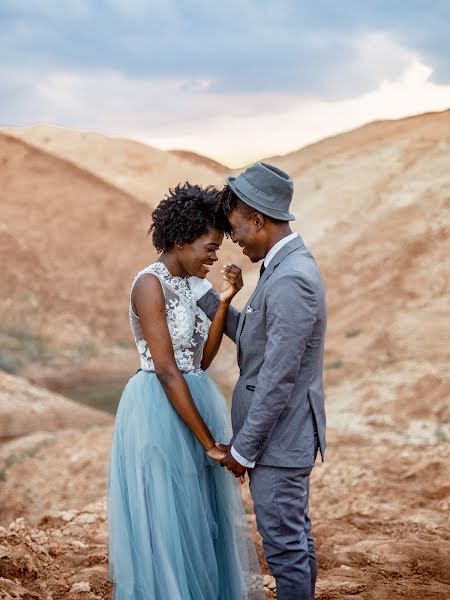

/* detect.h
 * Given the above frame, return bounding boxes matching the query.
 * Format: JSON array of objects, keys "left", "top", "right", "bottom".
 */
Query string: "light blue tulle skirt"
[{"left": 107, "top": 369, "right": 263, "bottom": 600}]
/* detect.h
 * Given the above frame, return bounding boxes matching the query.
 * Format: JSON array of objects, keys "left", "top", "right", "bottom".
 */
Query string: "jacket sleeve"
[
  {"left": 232, "top": 274, "right": 317, "bottom": 462},
  {"left": 197, "top": 288, "right": 241, "bottom": 343}
]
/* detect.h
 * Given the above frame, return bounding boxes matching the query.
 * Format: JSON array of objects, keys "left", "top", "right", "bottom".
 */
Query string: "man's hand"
[
  {"left": 220, "top": 448, "right": 247, "bottom": 479},
  {"left": 215, "top": 442, "right": 231, "bottom": 453}
]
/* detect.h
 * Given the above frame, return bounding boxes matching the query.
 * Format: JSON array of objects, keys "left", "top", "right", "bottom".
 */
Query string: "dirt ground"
[{"left": 0, "top": 418, "right": 448, "bottom": 599}]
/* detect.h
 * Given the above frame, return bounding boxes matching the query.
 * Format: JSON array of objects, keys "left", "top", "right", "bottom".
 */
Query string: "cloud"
[
  {"left": 0, "top": 1, "right": 448, "bottom": 167},
  {"left": 141, "top": 61, "right": 450, "bottom": 167},
  {"left": 0, "top": 0, "right": 448, "bottom": 98},
  {"left": 2, "top": 57, "right": 449, "bottom": 168}
]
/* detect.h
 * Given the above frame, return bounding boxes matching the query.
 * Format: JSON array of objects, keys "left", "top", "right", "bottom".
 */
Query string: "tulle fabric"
[{"left": 107, "top": 369, "right": 264, "bottom": 600}]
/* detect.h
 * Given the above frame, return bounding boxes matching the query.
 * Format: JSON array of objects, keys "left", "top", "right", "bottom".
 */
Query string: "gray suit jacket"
[{"left": 199, "top": 236, "right": 327, "bottom": 468}]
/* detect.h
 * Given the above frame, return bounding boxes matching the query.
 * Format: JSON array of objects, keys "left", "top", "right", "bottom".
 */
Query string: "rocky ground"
[{"left": 0, "top": 408, "right": 448, "bottom": 599}]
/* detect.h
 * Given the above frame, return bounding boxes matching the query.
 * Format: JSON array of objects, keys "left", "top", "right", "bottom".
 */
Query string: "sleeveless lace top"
[{"left": 129, "top": 262, "right": 209, "bottom": 373}]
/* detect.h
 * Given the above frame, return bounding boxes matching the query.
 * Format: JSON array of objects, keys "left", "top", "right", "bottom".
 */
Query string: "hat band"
[{"left": 236, "top": 186, "right": 292, "bottom": 215}]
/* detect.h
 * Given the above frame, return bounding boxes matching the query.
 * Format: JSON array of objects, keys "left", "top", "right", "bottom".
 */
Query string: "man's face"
[{"left": 228, "top": 207, "right": 265, "bottom": 263}]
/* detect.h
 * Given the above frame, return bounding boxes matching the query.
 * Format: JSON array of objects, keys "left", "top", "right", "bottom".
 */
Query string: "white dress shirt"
[
  {"left": 261, "top": 232, "right": 298, "bottom": 269},
  {"left": 189, "top": 232, "right": 299, "bottom": 469}
]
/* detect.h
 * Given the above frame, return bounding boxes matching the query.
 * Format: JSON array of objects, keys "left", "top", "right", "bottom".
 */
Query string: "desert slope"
[
  {"left": 0, "top": 130, "right": 250, "bottom": 397},
  {"left": 1, "top": 111, "right": 448, "bottom": 405},
  {"left": 258, "top": 110, "right": 450, "bottom": 443},
  {"left": 2, "top": 124, "right": 226, "bottom": 206},
  {"left": 1, "top": 110, "right": 449, "bottom": 598},
  {"left": 266, "top": 109, "right": 450, "bottom": 243},
  {"left": 0, "top": 132, "right": 153, "bottom": 350},
  {"left": 0, "top": 371, "right": 112, "bottom": 438}
]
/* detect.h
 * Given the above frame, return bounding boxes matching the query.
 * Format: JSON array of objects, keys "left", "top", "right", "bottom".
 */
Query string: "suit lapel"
[
  {"left": 236, "top": 235, "right": 304, "bottom": 361},
  {"left": 246, "top": 235, "right": 304, "bottom": 308}
]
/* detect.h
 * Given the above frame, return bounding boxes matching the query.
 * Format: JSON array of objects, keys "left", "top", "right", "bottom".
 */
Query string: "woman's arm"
[
  {"left": 133, "top": 273, "right": 225, "bottom": 461},
  {"left": 197, "top": 289, "right": 241, "bottom": 342},
  {"left": 201, "top": 264, "right": 243, "bottom": 370}
]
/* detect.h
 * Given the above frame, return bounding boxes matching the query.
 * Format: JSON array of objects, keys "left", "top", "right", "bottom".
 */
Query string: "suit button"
[{"left": 239, "top": 369, "right": 244, "bottom": 376}]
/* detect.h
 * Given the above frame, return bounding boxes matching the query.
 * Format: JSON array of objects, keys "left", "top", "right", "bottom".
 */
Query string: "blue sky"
[{"left": 1, "top": 1, "right": 449, "bottom": 165}]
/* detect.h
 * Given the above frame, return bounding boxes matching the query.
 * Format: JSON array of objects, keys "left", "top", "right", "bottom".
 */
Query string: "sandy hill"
[
  {"left": 1, "top": 112, "right": 448, "bottom": 417},
  {"left": 169, "top": 149, "right": 228, "bottom": 174},
  {"left": 0, "top": 130, "right": 250, "bottom": 398},
  {"left": 2, "top": 124, "right": 226, "bottom": 206},
  {"left": 255, "top": 110, "right": 450, "bottom": 443},
  {"left": 266, "top": 109, "right": 450, "bottom": 243},
  {"left": 0, "top": 110, "right": 449, "bottom": 599},
  {"left": 0, "top": 371, "right": 111, "bottom": 439},
  {"left": 0, "top": 132, "right": 153, "bottom": 350}
]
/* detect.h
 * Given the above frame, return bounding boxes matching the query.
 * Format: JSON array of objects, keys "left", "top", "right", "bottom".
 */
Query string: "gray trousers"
[{"left": 249, "top": 466, "right": 317, "bottom": 600}]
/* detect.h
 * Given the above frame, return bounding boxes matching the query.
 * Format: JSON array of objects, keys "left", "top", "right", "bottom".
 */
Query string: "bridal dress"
[{"left": 108, "top": 262, "right": 263, "bottom": 600}]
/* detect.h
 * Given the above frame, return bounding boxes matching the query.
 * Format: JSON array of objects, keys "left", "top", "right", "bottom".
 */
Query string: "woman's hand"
[
  {"left": 219, "top": 263, "right": 243, "bottom": 304},
  {"left": 206, "top": 443, "right": 228, "bottom": 462},
  {"left": 200, "top": 266, "right": 242, "bottom": 370}
]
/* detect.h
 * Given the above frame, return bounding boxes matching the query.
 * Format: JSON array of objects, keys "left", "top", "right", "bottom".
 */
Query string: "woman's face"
[{"left": 180, "top": 228, "right": 224, "bottom": 278}]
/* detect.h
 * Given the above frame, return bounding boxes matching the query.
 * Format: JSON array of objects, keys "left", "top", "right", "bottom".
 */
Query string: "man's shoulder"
[
  {"left": 269, "top": 247, "right": 325, "bottom": 301},
  {"left": 274, "top": 245, "right": 320, "bottom": 279}
]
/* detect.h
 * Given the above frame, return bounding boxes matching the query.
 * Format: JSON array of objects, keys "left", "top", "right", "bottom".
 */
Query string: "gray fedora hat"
[{"left": 227, "top": 161, "right": 295, "bottom": 221}]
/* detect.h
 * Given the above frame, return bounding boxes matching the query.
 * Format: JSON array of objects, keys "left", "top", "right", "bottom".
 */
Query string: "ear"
[{"left": 254, "top": 212, "right": 265, "bottom": 231}]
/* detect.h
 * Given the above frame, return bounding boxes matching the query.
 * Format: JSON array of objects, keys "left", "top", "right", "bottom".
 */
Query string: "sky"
[{"left": 1, "top": 1, "right": 449, "bottom": 166}]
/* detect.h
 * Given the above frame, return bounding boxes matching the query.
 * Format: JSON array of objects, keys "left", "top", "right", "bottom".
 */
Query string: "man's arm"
[
  {"left": 198, "top": 288, "right": 241, "bottom": 343},
  {"left": 232, "top": 274, "right": 318, "bottom": 463}
]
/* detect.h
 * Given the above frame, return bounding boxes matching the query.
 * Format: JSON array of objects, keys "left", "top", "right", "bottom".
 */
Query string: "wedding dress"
[{"left": 107, "top": 262, "right": 263, "bottom": 600}]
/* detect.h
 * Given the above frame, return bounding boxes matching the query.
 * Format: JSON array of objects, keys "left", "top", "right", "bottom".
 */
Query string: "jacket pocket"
[
  {"left": 245, "top": 384, "right": 255, "bottom": 392},
  {"left": 242, "top": 309, "right": 265, "bottom": 342},
  {"left": 245, "top": 308, "right": 262, "bottom": 318}
]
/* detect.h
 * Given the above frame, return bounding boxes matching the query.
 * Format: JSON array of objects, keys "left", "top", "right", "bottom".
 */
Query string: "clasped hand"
[
  {"left": 207, "top": 443, "right": 247, "bottom": 483},
  {"left": 219, "top": 264, "right": 243, "bottom": 303}
]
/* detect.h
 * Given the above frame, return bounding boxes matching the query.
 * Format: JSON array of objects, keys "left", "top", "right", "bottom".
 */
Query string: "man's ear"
[{"left": 254, "top": 212, "right": 264, "bottom": 231}]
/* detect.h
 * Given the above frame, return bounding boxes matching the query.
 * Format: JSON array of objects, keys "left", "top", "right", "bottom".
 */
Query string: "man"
[{"left": 194, "top": 162, "right": 327, "bottom": 600}]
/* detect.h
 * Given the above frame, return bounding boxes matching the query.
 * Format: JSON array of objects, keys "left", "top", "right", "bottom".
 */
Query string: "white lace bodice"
[{"left": 129, "top": 262, "right": 209, "bottom": 373}]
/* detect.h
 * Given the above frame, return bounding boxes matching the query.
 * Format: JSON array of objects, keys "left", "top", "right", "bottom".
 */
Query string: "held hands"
[
  {"left": 219, "top": 263, "right": 243, "bottom": 304},
  {"left": 206, "top": 443, "right": 247, "bottom": 483},
  {"left": 216, "top": 443, "right": 247, "bottom": 483},
  {"left": 206, "top": 444, "right": 228, "bottom": 462}
]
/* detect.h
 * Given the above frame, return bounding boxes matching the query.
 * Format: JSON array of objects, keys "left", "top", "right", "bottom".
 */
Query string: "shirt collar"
[{"left": 264, "top": 232, "right": 299, "bottom": 268}]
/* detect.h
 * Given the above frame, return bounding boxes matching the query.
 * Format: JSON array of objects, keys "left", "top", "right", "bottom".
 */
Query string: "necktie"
[{"left": 259, "top": 263, "right": 266, "bottom": 278}]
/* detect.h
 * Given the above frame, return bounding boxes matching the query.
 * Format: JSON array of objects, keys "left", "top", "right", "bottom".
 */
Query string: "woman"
[{"left": 108, "top": 183, "right": 263, "bottom": 599}]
